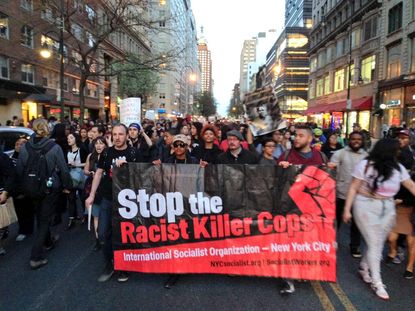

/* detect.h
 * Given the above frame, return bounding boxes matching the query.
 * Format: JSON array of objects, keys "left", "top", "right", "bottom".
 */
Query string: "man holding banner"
[{"left": 86, "top": 124, "right": 137, "bottom": 283}]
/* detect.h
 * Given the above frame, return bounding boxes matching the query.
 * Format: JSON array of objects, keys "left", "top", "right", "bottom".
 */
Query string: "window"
[
  {"left": 308, "top": 80, "right": 315, "bottom": 100},
  {"left": 85, "top": 5, "right": 96, "bottom": 24},
  {"left": 87, "top": 32, "right": 95, "bottom": 47},
  {"left": 310, "top": 56, "right": 317, "bottom": 72},
  {"left": 334, "top": 68, "right": 345, "bottom": 92},
  {"left": 363, "top": 15, "right": 377, "bottom": 41},
  {"left": 0, "top": 55, "right": 9, "bottom": 79},
  {"left": 326, "top": 46, "right": 334, "bottom": 62},
  {"left": 71, "top": 24, "right": 84, "bottom": 41},
  {"left": 318, "top": 50, "right": 326, "bottom": 68},
  {"left": 41, "top": 0, "right": 53, "bottom": 21},
  {"left": 345, "top": 63, "right": 355, "bottom": 87},
  {"left": 316, "top": 78, "right": 324, "bottom": 97},
  {"left": 361, "top": 55, "right": 376, "bottom": 83},
  {"left": 20, "top": 0, "right": 33, "bottom": 11},
  {"left": 388, "top": 2, "right": 403, "bottom": 34},
  {"left": 336, "top": 40, "right": 343, "bottom": 57},
  {"left": 86, "top": 82, "right": 97, "bottom": 97},
  {"left": 21, "top": 64, "right": 34, "bottom": 84},
  {"left": 72, "top": 78, "right": 80, "bottom": 94},
  {"left": 351, "top": 29, "right": 361, "bottom": 48},
  {"left": 387, "top": 44, "right": 401, "bottom": 78},
  {"left": 21, "top": 25, "right": 33, "bottom": 48},
  {"left": 0, "top": 13, "right": 9, "bottom": 39},
  {"left": 324, "top": 75, "right": 331, "bottom": 95},
  {"left": 342, "top": 36, "right": 349, "bottom": 55}
]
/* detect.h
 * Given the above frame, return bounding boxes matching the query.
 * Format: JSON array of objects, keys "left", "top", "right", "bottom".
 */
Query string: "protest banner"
[
  {"left": 112, "top": 164, "right": 336, "bottom": 282},
  {"left": 120, "top": 97, "right": 141, "bottom": 125}
]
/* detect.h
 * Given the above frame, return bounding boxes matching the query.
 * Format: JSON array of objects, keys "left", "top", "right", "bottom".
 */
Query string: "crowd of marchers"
[{"left": 0, "top": 116, "right": 415, "bottom": 301}]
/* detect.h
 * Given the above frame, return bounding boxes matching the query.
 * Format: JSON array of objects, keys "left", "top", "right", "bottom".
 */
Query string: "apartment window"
[
  {"left": 71, "top": 24, "right": 84, "bottom": 41},
  {"left": 21, "top": 0, "right": 33, "bottom": 11},
  {"left": 342, "top": 37, "right": 349, "bottom": 55},
  {"left": 21, "top": 64, "right": 34, "bottom": 84},
  {"left": 387, "top": 44, "right": 401, "bottom": 78},
  {"left": 388, "top": 2, "right": 403, "bottom": 34},
  {"left": 345, "top": 64, "right": 355, "bottom": 86},
  {"left": 86, "top": 5, "right": 96, "bottom": 24},
  {"left": 72, "top": 78, "right": 80, "bottom": 94},
  {"left": 361, "top": 55, "right": 376, "bottom": 83},
  {"left": 0, "top": 55, "right": 9, "bottom": 79},
  {"left": 318, "top": 50, "right": 326, "bottom": 68},
  {"left": 326, "top": 46, "right": 334, "bottom": 62},
  {"left": 86, "top": 82, "right": 97, "bottom": 98},
  {"left": 21, "top": 25, "right": 33, "bottom": 48},
  {"left": 87, "top": 32, "right": 95, "bottom": 47},
  {"left": 0, "top": 13, "right": 9, "bottom": 39},
  {"left": 351, "top": 29, "right": 361, "bottom": 48},
  {"left": 363, "top": 15, "right": 377, "bottom": 41},
  {"left": 316, "top": 78, "right": 324, "bottom": 97},
  {"left": 308, "top": 80, "right": 315, "bottom": 100},
  {"left": 40, "top": 0, "right": 53, "bottom": 21},
  {"left": 334, "top": 68, "right": 345, "bottom": 92},
  {"left": 336, "top": 40, "right": 343, "bottom": 57},
  {"left": 324, "top": 75, "right": 331, "bottom": 95},
  {"left": 310, "top": 56, "right": 317, "bottom": 72}
]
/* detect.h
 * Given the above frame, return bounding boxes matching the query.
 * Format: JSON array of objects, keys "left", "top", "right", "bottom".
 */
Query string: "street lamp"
[{"left": 39, "top": 0, "right": 65, "bottom": 122}]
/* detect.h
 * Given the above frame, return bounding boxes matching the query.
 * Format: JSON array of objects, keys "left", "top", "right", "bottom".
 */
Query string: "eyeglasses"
[
  {"left": 264, "top": 144, "right": 276, "bottom": 148},
  {"left": 173, "top": 142, "right": 187, "bottom": 148}
]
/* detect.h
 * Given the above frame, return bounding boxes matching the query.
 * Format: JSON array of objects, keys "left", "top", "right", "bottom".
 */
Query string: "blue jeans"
[{"left": 97, "top": 198, "right": 113, "bottom": 264}]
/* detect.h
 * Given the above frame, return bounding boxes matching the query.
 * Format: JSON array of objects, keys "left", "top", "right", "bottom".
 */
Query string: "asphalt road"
[{"left": 1, "top": 217, "right": 415, "bottom": 311}]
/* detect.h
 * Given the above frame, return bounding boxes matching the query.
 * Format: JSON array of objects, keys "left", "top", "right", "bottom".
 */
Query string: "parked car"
[{"left": 0, "top": 126, "right": 34, "bottom": 156}]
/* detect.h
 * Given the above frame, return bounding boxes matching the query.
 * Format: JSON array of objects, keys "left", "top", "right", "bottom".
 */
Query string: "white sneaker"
[
  {"left": 371, "top": 282, "right": 389, "bottom": 300},
  {"left": 16, "top": 234, "right": 26, "bottom": 242},
  {"left": 358, "top": 268, "right": 372, "bottom": 283}
]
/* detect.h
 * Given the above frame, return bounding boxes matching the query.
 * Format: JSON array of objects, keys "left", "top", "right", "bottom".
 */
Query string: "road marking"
[
  {"left": 330, "top": 283, "right": 358, "bottom": 311},
  {"left": 311, "top": 281, "right": 336, "bottom": 311}
]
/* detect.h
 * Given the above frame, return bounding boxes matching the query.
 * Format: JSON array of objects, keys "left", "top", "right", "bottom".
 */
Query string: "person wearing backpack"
[{"left": 16, "top": 118, "right": 72, "bottom": 270}]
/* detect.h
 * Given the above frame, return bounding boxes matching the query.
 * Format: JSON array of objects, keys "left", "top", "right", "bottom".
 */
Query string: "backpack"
[{"left": 22, "top": 141, "right": 56, "bottom": 199}]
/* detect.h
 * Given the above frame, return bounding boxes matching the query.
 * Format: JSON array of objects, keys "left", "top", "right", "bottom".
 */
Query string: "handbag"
[{"left": 0, "top": 199, "right": 18, "bottom": 229}]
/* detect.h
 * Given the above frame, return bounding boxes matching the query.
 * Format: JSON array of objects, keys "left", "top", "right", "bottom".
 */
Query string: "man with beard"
[
  {"left": 277, "top": 125, "right": 328, "bottom": 295},
  {"left": 86, "top": 124, "right": 137, "bottom": 283},
  {"left": 328, "top": 131, "right": 367, "bottom": 258},
  {"left": 216, "top": 130, "right": 258, "bottom": 164}
]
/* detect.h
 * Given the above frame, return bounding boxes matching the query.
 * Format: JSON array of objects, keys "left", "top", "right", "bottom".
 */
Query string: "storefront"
[{"left": 379, "top": 88, "right": 403, "bottom": 127}]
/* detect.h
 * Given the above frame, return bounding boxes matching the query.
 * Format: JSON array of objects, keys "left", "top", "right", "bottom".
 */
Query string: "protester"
[
  {"left": 128, "top": 123, "right": 153, "bottom": 162},
  {"left": 191, "top": 122, "right": 203, "bottom": 148},
  {"left": 282, "top": 130, "right": 292, "bottom": 150},
  {"left": 387, "top": 129, "right": 415, "bottom": 273},
  {"left": 66, "top": 133, "right": 88, "bottom": 230},
  {"left": 343, "top": 139, "right": 415, "bottom": 300},
  {"left": 11, "top": 137, "right": 34, "bottom": 241},
  {"left": 16, "top": 118, "right": 71, "bottom": 269},
  {"left": 165, "top": 135, "right": 198, "bottom": 164},
  {"left": 277, "top": 125, "right": 328, "bottom": 294},
  {"left": 328, "top": 131, "right": 367, "bottom": 257},
  {"left": 255, "top": 129, "right": 285, "bottom": 159},
  {"left": 321, "top": 132, "right": 343, "bottom": 160},
  {"left": 257, "top": 138, "right": 278, "bottom": 165},
  {"left": 219, "top": 126, "right": 249, "bottom": 152},
  {"left": 191, "top": 125, "right": 222, "bottom": 165},
  {"left": 85, "top": 124, "right": 137, "bottom": 282},
  {"left": 216, "top": 130, "right": 258, "bottom": 164},
  {"left": 153, "top": 128, "right": 179, "bottom": 164},
  {"left": 84, "top": 136, "right": 108, "bottom": 251}
]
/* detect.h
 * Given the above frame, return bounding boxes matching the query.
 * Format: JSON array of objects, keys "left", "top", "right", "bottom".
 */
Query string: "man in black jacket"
[
  {"left": 216, "top": 130, "right": 258, "bottom": 164},
  {"left": 16, "top": 118, "right": 72, "bottom": 270}
]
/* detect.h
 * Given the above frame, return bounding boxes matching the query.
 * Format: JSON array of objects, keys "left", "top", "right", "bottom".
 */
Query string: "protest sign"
[
  {"left": 113, "top": 164, "right": 336, "bottom": 282},
  {"left": 120, "top": 97, "right": 141, "bottom": 125}
]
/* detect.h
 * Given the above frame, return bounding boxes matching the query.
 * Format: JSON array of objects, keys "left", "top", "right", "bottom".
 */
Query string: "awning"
[
  {"left": 306, "top": 97, "right": 373, "bottom": 114},
  {"left": 23, "top": 94, "right": 54, "bottom": 103}
]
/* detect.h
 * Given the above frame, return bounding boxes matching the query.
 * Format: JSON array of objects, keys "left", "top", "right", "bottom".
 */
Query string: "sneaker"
[
  {"left": 397, "top": 247, "right": 405, "bottom": 262},
  {"left": 385, "top": 255, "right": 401, "bottom": 264},
  {"left": 280, "top": 280, "right": 295, "bottom": 295},
  {"left": 351, "top": 248, "right": 362, "bottom": 258},
  {"left": 117, "top": 271, "right": 130, "bottom": 282},
  {"left": 358, "top": 267, "right": 372, "bottom": 284},
  {"left": 16, "top": 234, "right": 26, "bottom": 242},
  {"left": 30, "top": 258, "right": 48, "bottom": 270},
  {"left": 45, "top": 235, "right": 59, "bottom": 251},
  {"left": 403, "top": 270, "right": 414, "bottom": 279},
  {"left": 371, "top": 282, "right": 389, "bottom": 300},
  {"left": 97, "top": 263, "right": 114, "bottom": 282},
  {"left": 0, "top": 247, "right": 6, "bottom": 256}
]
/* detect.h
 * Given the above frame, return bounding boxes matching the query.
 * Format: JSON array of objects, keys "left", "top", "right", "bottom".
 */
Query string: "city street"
[{"left": 1, "top": 218, "right": 414, "bottom": 311}]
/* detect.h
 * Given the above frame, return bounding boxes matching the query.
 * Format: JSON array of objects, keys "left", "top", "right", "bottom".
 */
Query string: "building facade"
[
  {"left": 239, "top": 38, "right": 257, "bottom": 98},
  {"left": 376, "top": 0, "right": 415, "bottom": 134},
  {"left": 148, "top": 0, "right": 200, "bottom": 117},
  {"left": 0, "top": 0, "right": 151, "bottom": 125},
  {"left": 307, "top": 0, "right": 381, "bottom": 134},
  {"left": 197, "top": 34, "right": 212, "bottom": 94}
]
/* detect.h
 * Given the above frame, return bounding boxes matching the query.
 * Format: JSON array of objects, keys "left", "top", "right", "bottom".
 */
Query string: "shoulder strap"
[{"left": 319, "top": 151, "right": 328, "bottom": 164}]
